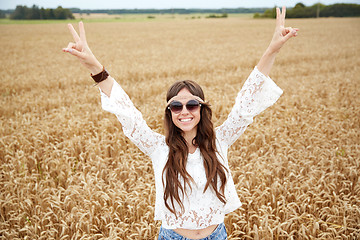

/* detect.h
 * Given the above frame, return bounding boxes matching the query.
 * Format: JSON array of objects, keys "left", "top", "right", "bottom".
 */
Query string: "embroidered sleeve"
[
  {"left": 100, "top": 80, "right": 164, "bottom": 156},
  {"left": 216, "top": 66, "right": 283, "bottom": 147}
]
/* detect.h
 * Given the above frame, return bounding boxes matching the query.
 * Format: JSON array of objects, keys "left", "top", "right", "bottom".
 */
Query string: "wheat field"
[{"left": 0, "top": 16, "right": 359, "bottom": 239}]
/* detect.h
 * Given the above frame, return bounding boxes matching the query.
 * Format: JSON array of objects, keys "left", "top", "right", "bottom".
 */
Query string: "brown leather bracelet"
[{"left": 91, "top": 66, "right": 109, "bottom": 83}]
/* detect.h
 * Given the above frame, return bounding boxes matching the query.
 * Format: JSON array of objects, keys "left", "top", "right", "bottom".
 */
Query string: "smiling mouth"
[{"left": 179, "top": 118, "right": 193, "bottom": 122}]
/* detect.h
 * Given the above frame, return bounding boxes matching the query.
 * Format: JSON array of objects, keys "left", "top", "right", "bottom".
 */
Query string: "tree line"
[
  {"left": 2, "top": 3, "right": 359, "bottom": 20},
  {"left": 8, "top": 5, "right": 74, "bottom": 20},
  {"left": 254, "top": 3, "right": 360, "bottom": 18},
  {"left": 0, "top": 6, "right": 267, "bottom": 19},
  {"left": 69, "top": 8, "right": 267, "bottom": 15}
]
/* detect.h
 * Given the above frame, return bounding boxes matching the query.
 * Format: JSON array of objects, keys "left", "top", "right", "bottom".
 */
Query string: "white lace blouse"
[{"left": 100, "top": 66, "right": 283, "bottom": 230}]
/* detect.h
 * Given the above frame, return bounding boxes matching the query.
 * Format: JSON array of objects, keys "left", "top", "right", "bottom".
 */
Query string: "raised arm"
[
  {"left": 216, "top": 7, "right": 297, "bottom": 147},
  {"left": 63, "top": 22, "right": 164, "bottom": 157},
  {"left": 62, "top": 21, "right": 113, "bottom": 96},
  {"left": 257, "top": 6, "right": 299, "bottom": 76},
  {"left": 216, "top": 67, "right": 283, "bottom": 147}
]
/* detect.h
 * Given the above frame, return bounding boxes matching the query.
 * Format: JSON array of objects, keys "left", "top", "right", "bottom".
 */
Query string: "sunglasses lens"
[
  {"left": 186, "top": 100, "right": 200, "bottom": 112},
  {"left": 169, "top": 101, "right": 183, "bottom": 114},
  {"left": 168, "top": 99, "right": 201, "bottom": 113}
]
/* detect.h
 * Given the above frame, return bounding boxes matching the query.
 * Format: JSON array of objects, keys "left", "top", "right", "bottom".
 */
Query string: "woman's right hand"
[{"left": 62, "top": 21, "right": 103, "bottom": 74}]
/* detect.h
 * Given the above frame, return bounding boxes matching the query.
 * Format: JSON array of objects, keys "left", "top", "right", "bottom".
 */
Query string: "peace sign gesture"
[
  {"left": 62, "top": 21, "right": 103, "bottom": 74},
  {"left": 256, "top": 7, "right": 299, "bottom": 75},
  {"left": 268, "top": 6, "right": 299, "bottom": 53}
]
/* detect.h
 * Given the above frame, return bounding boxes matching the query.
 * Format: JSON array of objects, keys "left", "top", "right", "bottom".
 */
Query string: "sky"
[{"left": 1, "top": 0, "right": 359, "bottom": 10}]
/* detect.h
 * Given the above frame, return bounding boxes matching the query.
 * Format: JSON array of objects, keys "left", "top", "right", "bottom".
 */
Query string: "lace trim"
[
  {"left": 100, "top": 80, "right": 165, "bottom": 156},
  {"left": 216, "top": 67, "right": 283, "bottom": 147},
  {"left": 164, "top": 207, "right": 223, "bottom": 229}
]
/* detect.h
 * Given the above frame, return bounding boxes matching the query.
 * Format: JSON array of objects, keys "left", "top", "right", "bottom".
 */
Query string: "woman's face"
[{"left": 169, "top": 88, "right": 201, "bottom": 135}]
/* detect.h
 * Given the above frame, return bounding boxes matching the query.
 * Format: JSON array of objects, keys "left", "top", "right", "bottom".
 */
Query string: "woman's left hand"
[{"left": 268, "top": 6, "right": 299, "bottom": 53}]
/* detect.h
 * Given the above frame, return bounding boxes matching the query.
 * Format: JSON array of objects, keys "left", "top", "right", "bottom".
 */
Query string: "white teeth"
[{"left": 180, "top": 118, "right": 192, "bottom": 122}]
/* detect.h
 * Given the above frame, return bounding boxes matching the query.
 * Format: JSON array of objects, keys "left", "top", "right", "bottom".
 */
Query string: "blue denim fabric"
[{"left": 158, "top": 223, "right": 227, "bottom": 240}]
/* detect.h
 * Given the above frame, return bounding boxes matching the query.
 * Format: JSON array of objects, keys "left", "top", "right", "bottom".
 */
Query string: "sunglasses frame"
[{"left": 167, "top": 99, "right": 202, "bottom": 114}]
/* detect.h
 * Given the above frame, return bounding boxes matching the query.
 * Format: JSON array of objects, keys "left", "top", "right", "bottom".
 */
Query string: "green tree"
[
  {"left": 321, "top": 4, "right": 360, "bottom": 17},
  {"left": 40, "top": 7, "right": 46, "bottom": 19},
  {"left": 29, "top": 5, "right": 41, "bottom": 19},
  {"left": 10, "top": 5, "right": 29, "bottom": 19},
  {"left": 46, "top": 8, "right": 55, "bottom": 19},
  {"left": 10, "top": 4, "right": 74, "bottom": 20},
  {"left": 65, "top": 8, "right": 75, "bottom": 19},
  {"left": 287, "top": 3, "right": 319, "bottom": 18},
  {"left": 262, "top": 7, "right": 276, "bottom": 18},
  {"left": 294, "top": 3, "right": 306, "bottom": 8},
  {"left": 0, "top": 10, "right": 6, "bottom": 18},
  {"left": 255, "top": 2, "right": 360, "bottom": 18},
  {"left": 54, "top": 6, "right": 67, "bottom": 19}
]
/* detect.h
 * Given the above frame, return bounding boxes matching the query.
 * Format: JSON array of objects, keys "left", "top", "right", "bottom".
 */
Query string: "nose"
[{"left": 179, "top": 105, "right": 190, "bottom": 115}]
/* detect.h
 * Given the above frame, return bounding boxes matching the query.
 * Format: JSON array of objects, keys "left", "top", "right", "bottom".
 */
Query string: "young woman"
[{"left": 63, "top": 7, "right": 298, "bottom": 240}]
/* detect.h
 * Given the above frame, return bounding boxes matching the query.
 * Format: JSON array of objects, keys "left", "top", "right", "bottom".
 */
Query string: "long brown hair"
[{"left": 163, "top": 80, "right": 227, "bottom": 216}]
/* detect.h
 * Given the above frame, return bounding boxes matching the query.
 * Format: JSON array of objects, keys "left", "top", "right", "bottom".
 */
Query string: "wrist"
[
  {"left": 89, "top": 61, "right": 103, "bottom": 75},
  {"left": 91, "top": 66, "right": 109, "bottom": 83}
]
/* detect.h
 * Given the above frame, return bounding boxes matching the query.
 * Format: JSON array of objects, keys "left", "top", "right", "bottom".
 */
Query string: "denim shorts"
[{"left": 158, "top": 223, "right": 227, "bottom": 240}]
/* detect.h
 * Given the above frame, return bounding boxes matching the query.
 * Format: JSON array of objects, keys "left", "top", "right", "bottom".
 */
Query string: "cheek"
[
  {"left": 171, "top": 113, "right": 179, "bottom": 127},
  {"left": 193, "top": 111, "right": 201, "bottom": 125},
  {"left": 196, "top": 112, "right": 201, "bottom": 123}
]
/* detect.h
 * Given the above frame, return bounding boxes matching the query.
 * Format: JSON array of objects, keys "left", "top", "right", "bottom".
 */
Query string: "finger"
[
  {"left": 79, "top": 21, "right": 87, "bottom": 43},
  {"left": 62, "top": 47, "right": 82, "bottom": 57},
  {"left": 292, "top": 28, "right": 299, "bottom": 36},
  {"left": 284, "top": 28, "right": 297, "bottom": 41},
  {"left": 68, "top": 23, "right": 80, "bottom": 42},
  {"left": 281, "top": 6, "right": 286, "bottom": 26},
  {"left": 284, "top": 27, "right": 299, "bottom": 34},
  {"left": 276, "top": 7, "right": 281, "bottom": 26},
  {"left": 69, "top": 48, "right": 82, "bottom": 57},
  {"left": 66, "top": 42, "right": 76, "bottom": 49}
]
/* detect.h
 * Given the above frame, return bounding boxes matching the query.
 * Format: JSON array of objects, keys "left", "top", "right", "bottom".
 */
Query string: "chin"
[{"left": 180, "top": 127, "right": 196, "bottom": 133}]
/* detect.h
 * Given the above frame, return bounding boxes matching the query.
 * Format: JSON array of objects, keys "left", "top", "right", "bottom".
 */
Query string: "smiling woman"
[
  {"left": 166, "top": 81, "right": 204, "bottom": 141},
  {"left": 62, "top": 6, "right": 298, "bottom": 239}
]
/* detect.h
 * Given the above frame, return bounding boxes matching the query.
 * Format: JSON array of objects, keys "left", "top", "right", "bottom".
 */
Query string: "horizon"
[{"left": 1, "top": 0, "right": 360, "bottom": 10}]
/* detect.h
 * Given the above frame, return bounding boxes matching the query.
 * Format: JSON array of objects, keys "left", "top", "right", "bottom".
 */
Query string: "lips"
[{"left": 179, "top": 118, "right": 193, "bottom": 122}]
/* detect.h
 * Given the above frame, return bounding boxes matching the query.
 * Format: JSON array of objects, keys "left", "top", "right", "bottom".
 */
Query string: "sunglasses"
[{"left": 167, "top": 99, "right": 202, "bottom": 114}]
